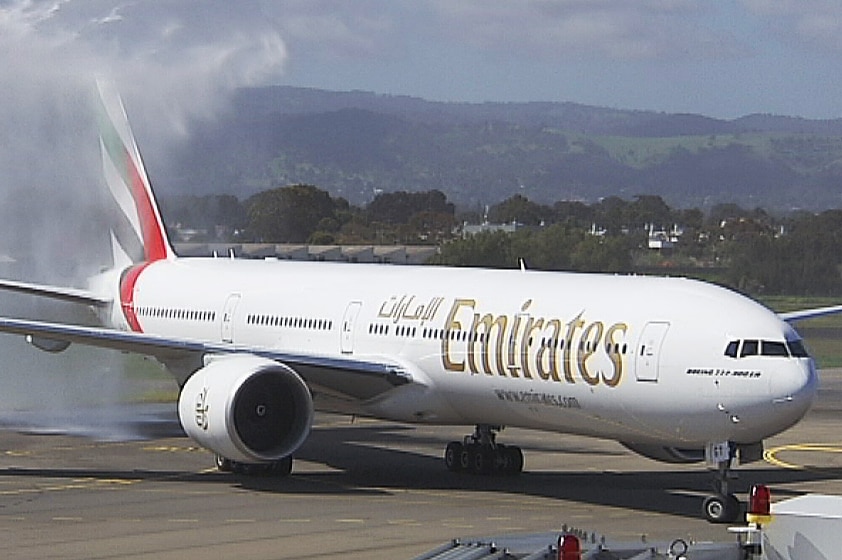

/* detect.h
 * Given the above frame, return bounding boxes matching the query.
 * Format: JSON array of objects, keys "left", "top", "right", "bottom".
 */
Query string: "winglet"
[{"left": 95, "top": 79, "right": 174, "bottom": 264}]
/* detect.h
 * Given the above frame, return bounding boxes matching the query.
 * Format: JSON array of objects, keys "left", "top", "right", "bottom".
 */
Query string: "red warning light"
[
  {"left": 558, "top": 533, "right": 581, "bottom": 560},
  {"left": 746, "top": 484, "right": 772, "bottom": 525},
  {"left": 750, "top": 485, "right": 771, "bottom": 515}
]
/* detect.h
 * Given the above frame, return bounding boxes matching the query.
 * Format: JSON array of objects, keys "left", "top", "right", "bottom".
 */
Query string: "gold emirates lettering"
[{"left": 441, "top": 299, "right": 628, "bottom": 387}]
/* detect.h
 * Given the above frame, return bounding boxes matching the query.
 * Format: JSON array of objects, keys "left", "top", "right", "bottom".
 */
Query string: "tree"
[
  {"left": 552, "top": 200, "right": 594, "bottom": 228},
  {"left": 783, "top": 210, "right": 842, "bottom": 294},
  {"left": 487, "top": 194, "right": 550, "bottom": 226},
  {"left": 707, "top": 203, "right": 747, "bottom": 228},
  {"left": 245, "top": 184, "right": 337, "bottom": 243},
  {"left": 502, "top": 225, "right": 578, "bottom": 271},
  {"left": 592, "top": 196, "right": 629, "bottom": 234},
  {"left": 569, "top": 235, "right": 633, "bottom": 273},
  {"left": 627, "top": 195, "right": 673, "bottom": 228},
  {"left": 162, "top": 194, "right": 247, "bottom": 239},
  {"left": 367, "top": 190, "right": 454, "bottom": 224},
  {"left": 722, "top": 210, "right": 842, "bottom": 295},
  {"left": 433, "top": 231, "right": 515, "bottom": 268},
  {"left": 366, "top": 190, "right": 456, "bottom": 244}
]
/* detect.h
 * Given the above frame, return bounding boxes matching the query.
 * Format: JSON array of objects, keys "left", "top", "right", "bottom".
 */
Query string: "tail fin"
[{"left": 95, "top": 79, "right": 174, "bottom": 265}]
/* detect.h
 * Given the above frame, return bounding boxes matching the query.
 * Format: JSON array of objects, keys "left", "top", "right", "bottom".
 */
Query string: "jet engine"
[{"left": 178, "top": 355, "right": 313, "bottom": 464}]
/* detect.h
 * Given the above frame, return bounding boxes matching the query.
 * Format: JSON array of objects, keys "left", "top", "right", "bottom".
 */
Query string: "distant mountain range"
[{"left": 156, "top": 86, "right": 842, "bottom": 211}]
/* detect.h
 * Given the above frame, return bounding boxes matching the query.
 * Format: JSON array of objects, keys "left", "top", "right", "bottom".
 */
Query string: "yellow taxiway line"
[{"left": 764, "top": 443, "right": 842, "bottom": 470}]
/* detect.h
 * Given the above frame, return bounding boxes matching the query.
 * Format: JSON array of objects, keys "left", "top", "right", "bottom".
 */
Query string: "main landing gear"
[
  {"left": 702, "top": 447, "right": 741, "bottom": 524},
  {"left": 444, "top": 425, "right": 524, "bottom": 476},
  {"left": 215, "top": 454, "right": 293, "bottom": 477}
]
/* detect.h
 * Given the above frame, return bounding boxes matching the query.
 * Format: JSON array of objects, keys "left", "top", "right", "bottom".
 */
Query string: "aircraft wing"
[
  {"left": 0, "top": 279, "right": 111, "bottom": 307},
  {"left": 779, "top": 305, "right": 842, "bottom": 323},
  {"left": 0, "top": 316, "right": 414, "bottom": 402}
]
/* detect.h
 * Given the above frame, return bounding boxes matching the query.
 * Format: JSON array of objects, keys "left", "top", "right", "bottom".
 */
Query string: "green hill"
[{"left": 156, "top": 87, "right": 842, "bottom": 210}]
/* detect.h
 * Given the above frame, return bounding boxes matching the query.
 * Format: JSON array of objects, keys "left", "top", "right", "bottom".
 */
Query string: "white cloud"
[
  {"left": 742, "top": 0, "right": 842, "bottom": 50},
  {"left": 0, "top": 0, "right": 289, "bottom": 135},
  {"left": 258, "top": 0, "right": 398, "bottom": 60},
  {"left": 428, "top": 0, "right": 745, "bottom": 61}
]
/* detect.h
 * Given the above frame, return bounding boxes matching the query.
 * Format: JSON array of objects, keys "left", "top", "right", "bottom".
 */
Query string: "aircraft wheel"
[
  {"left": 703, "top": 493, "right": 740, "bottom": 524},
  {"left": 494, "top": 444, "right": 508, "bottom": 474},
  {"left": 459, "top": 446, "right": 472, "bottom": 471},
  {"left": 231, "top": 461, "right": 249, "bottom": 475},
  {"left": 470, "top": 447, "right": 493, "bottom": 475},
  {"left": 268, "top": 456, "right": 293, "bottom": 477},
  {"left": 215, "top": 454, "right": 233, "bottom": 472},
  {"left": 445, "top": 442, "right": 463, "bottom": 472},
  {"left": 503, "top": 445, "right": 524, "bottom": 476}
]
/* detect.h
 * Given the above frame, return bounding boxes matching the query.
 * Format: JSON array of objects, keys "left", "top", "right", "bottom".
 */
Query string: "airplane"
[{"left": 0, "top": 81, "right": 836, "bottom": 525}]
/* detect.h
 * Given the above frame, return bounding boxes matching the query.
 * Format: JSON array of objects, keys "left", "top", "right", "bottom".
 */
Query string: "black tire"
[
  {"left": 703, "top": 493, "right": 740, "bottom": 524},
  {"left": 504, "top": 446, "right": 524, "bottom": 476},
  {"left": 470, "top": 447, "right": 493, "bottom": 475},
  {"left": 226, "top": 457, "right": 292, "bottom": 477},
  {"left": 232, "top": 461, "right": 252, "bottom": 475},
  {"left": 269, "top": 456, "right": 293, "bottom": 477},
  {"left": 459, "top": 446, "right": 472, "bottom": 471},
  {"left": 215, "top": 454, "right": 233, "bottom": 472},
  {"left": 445, "top": 442, "right": 463, "bottom": 472}
]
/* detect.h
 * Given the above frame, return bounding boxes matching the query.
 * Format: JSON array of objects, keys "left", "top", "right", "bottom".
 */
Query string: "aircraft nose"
[{"left": 771, "top": 359, "right": 818, "bottom": 421}]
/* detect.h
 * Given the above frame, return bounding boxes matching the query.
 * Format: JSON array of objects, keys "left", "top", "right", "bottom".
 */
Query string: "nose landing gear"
[
  {"left": 703, "top": 445, "right": 742, "bottom": 524},
  {"left": 444, "top": 425, "right": 523, "bottom": 476}
]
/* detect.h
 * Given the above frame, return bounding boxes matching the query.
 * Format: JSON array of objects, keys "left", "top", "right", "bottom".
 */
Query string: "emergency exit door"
[
  {"left": 635, "top": 321, "right": 670, "bottom": 382},
  {"left": 340, "top": 301, "right": 362, "bottom": 354},
  {"left": 220, "top": 293, "right": 241, "bottom": 343}
]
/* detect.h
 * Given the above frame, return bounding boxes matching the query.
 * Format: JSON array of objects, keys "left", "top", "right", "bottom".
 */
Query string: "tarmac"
[{"left": 0, "top": 370, "right": 841, "bottom": 560}]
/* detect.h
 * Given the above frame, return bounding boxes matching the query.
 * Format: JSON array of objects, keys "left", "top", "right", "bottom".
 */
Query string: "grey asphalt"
[{"left": 1, "top": 370, "right": 841, "bottom": 560}]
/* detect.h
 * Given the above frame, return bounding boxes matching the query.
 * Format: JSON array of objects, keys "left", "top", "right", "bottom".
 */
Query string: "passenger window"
[
  {"left": 725, "top": 340, "right": 739, "bottom": 358},
  {"left": 787, "top": 339, "right": 810, "bottom": 358},
  {"left": 761, "top": 341, "right": 789, "bottom": 357},
  {"left": 740, "top": 340, "right": 759, "bottom": 357}
]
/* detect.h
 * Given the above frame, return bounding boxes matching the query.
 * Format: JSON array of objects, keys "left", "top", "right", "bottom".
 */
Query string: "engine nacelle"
[
  {"left": 26, "top": 335, "right": 71, "bottom": 353},
  {"left": 178, "top": 355, "right": 313, "bottom": 464}
]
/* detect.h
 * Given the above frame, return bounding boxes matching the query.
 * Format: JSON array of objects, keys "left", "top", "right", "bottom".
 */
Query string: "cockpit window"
[
  {"left": 787, "top": 339, "right": 810, "bottom": 358},
  {"left": 740, "top": 339, "right": 759, "bottom": 357},
  {"left": 726, "top": 338, "right": 808, "bottom": 359},
  {"left": 762, "top": 341, "right": 789, "bottom": 357},
  {"left": 725, "top": 340, "right": 739, "bottom": 358}
]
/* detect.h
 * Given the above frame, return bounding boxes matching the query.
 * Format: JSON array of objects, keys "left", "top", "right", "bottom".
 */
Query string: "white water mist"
[{"left": 0, "top": 0, "right": 287, "bottom": 438}]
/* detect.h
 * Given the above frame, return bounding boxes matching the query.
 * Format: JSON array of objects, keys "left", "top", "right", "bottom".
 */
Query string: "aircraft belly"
[{"left": 421, "top": 371, "right": 634, "bottom": 439}]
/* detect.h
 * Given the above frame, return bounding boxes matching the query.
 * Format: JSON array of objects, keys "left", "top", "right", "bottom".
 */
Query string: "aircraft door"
[
  {"left": 635, "top": 321, "right": 670, "bottom": 382},
  {"left": 221, "top": 294, "right": 241, "bottom": 343},
  {"left": 340, "top": 301, "right": 362, "bottom": 354}
]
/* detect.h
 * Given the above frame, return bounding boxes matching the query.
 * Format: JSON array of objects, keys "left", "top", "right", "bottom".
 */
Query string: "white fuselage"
[{"left": 118, "top": 257, "right": 817, "bottom": 449}]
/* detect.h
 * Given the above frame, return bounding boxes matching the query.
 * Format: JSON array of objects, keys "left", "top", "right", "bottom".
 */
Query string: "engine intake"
[{"left": 178, "top": 355, "right": 313, "bottom": 464}]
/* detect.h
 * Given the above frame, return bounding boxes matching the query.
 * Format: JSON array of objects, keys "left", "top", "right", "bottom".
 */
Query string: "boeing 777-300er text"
[{"left": 0, "top": 82, "right": 837, "bottom": 524}]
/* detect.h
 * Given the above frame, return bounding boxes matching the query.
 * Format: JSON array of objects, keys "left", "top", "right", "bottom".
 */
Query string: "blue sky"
[{"left": 2, "top": 0, "right": 842, "bottom": 121}]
